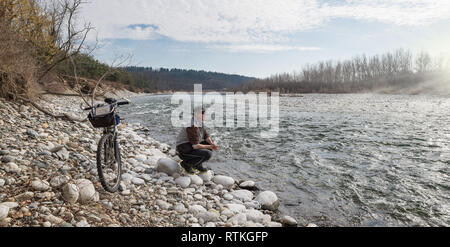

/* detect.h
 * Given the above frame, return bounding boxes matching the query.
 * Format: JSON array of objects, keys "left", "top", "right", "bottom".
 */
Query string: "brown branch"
[{"left": 17, "top": 96, "right": 88, "bottom": 123}]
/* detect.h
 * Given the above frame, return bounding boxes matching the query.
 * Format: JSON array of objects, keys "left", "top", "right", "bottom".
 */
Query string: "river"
[{"left": 119, "top": 93, "right": 449, "bottom": 226}]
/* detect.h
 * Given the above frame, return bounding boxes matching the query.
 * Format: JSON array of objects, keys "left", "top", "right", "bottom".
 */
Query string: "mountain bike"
[{"left": 84, "top": 98, "right": 130, "bottom": 193}]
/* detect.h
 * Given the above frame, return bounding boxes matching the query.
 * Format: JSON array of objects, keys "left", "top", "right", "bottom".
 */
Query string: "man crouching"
[{"left": 176, "top": 107, "right": 219, "bottom": 174}]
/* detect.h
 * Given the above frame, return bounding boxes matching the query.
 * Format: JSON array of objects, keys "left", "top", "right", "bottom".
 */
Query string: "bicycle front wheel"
[{"left": 96, "top": 133, "right": 122, "bottom": 192}]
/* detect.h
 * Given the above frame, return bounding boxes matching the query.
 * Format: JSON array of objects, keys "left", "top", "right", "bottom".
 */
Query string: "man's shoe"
[
  {"left": 194, "top": 164, "right": 209, "bottom": 173},
  {"left": 180, "top": 162, "right": 196, "bottom": 175}
]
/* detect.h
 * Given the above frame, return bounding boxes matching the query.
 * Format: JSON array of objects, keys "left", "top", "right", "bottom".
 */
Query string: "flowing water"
[{"left": 120, "top": 94, "right": 450, "bottom": 226}]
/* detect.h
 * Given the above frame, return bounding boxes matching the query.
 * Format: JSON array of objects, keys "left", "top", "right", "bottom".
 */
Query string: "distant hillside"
[{"left": 124, "top": 67, "right": 255, "bottom": 92}]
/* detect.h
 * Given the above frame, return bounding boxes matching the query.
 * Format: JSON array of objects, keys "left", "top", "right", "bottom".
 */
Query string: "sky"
[{"left": 79, "top": 0, "right": 450, "bottom": 78}]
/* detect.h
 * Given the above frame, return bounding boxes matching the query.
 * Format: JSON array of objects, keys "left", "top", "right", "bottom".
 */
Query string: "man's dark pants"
[{"left": 176, "top": 141, "right": 212, "bottom": 168}]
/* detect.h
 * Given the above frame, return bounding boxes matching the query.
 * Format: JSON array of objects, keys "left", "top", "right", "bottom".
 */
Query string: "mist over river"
[{"left": 119, "top": 94, "right": 449, "bottom": 226}]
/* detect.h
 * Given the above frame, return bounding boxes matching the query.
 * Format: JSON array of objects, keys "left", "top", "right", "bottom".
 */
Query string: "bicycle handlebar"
[{"left": 83, "top": 100, "right": 130, "bottom": 111}]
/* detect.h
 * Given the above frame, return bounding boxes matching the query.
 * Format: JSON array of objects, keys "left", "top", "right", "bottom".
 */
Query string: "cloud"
[
  {"left": 210, "top": 44, "right": 322, "bottom": 53},
  {"left": 81, "top": 0, "right": 450, "bottom": 45}
]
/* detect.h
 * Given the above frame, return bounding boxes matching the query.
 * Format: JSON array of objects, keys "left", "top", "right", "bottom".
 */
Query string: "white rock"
[
  {"left": 307, "top": 223, "right": 318, "bottom": 227},
  {"left": 0, "top": 205, "right": 9, "bottom": 220},
  {"left": 131, "top": 177, "right": 145, "bottom": 185},
  {"left": 0, "top": 202, "right": 18, "bottom": 209},
  {"left": 4, "top": 162, "right": 21, "bottom": 173},
  {"left": 31, "top": 180, "right": 51, "bottom": 191},
  {"left": 188, "top": 174, "right": 203, "bottom": 186},
  {"left": 255, "top": 191, "right": 280, "bottom": 211},
  {"left": 75, "top": 179, "right": 96, "bottom": 204},
  {"left": 121, "top": 173, "right": 133, "bottom": 182},
  {"left": 227, "top": 213, "right": 247, "bottom": 226},
  {"left": 225, "top": 203, "right": 247, "bottom": 214},
  {"left": 231, "top": 190, "right": 254, "bottom": 202},
  {"left": 239, "top": 180, "right": 256, "bottom": 189},
  {"left": 45, "top": 215, "right": 64, "bottom": 225},
  {"left": 245, "top": 209, "right": 266, "bottom": 224},
  {"left": 0, "top": 178, "right": 5, "bottom": 187},
  {"left": 221, "top": 209, "right": 234, "bottom": 218},
  {"left": 50, "top": 175, "right": 69, "bottom": 188},
  {"left": 175, "top": 176, "right": 191, "bottom": 188},
  {"left": 196, "top": 211, "right": 219, "bottom": 223},
  {"left": 188, "top": 205, "right": 207, "bottom": 215},
  {"left": 267, "top": 222, "right": 283, "bottom": 227},
  {"left": 213, "top": 175, "right": 235, "bottom": 188},
  {"left": 156, "top": 200, "right": 171, "bottom": 210},
  {"left": 135, "top": 154, "right": 147, "bottom": 162},
  {"left": 281, "top": 215, "right": 298, "bottom": 226},
  {"left": 174, "top": 203, "right": 187, "bottom": 213},
  {"left": 244, "top": 200, "right": 261, "bottom": 210},
  {"left": 62, "top": 183, "right": 79, "bottom": 204},
  {"left": 198, "top": 170, "right": 214, "bottom": 182},
  {"left": 223, "top": 193, "right": 233, "bottom": 201},
  {"left": 56, "top": 148, "right": 69, "bottom": 160},
  {"left": 156, "top": 158, "right": 181, "bottom": 176}
]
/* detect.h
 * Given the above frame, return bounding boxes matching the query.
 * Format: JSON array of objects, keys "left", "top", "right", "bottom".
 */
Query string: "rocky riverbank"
[{"left": 0, "top": 92, "right": 306, "bottom": 227}]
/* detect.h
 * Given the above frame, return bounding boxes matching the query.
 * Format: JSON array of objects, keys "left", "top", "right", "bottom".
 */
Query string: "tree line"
[{"left": 239, "top": 49, "right": 450, "bottom": 94}]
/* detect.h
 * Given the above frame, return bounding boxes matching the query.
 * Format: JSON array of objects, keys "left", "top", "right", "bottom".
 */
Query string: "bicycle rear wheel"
[{"left": 96, "top": 133, "right": 122, "bottom": 192}]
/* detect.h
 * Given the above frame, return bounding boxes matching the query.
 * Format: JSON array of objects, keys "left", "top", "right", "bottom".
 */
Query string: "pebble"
[
  {"left": 175, "top": 176, "right": 191, "bottom": 188},
  {"left": 75, "top": 179, "right": 96, "bottom": 204},
  {"left": 62, "top": 183, "right": 79, "bottom": 204},
  {"left": 131, "top": 177, "right": 145, "bottom": 185},
  {"left": 255, "top": 191, "right": 280, "bottom": 211},
  {"left": 0, "top": 205, "right": 9, "bottom": 220},
  {"left": 213, "top": 175, "right": 235, "bottom": 188},
  {"left": 0, "top": 179, "right": 5, "bottom": 187},
  {"left": 281, "top": 215, "right": 298, "bottom": 226},
  {"left": 31, "top": 180, "right": 51, "bottom": 191}
]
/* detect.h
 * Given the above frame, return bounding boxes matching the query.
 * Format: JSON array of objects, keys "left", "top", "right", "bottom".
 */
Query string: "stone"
[
  {"left": 307, "top": 223, "right": 318, "bottom": 227},
  {"left": 245, "top": 209, "right": 266, "bottom": 224},
  {"left": 223, "top": 193, "right": 233, "bottom": 201},
  {"left": 281, "top": 215, "right": 298, "bottom": 226},
  {"left": 121, "top": 173, "right": 133, "bottom": 182},
  {"left": 221, "top": 209, "right": 234, "bottom": 218},
  {"left": 15, "top": 192, "right": 34, "bottom": 202},
  {"left": 227, "top": 213, "right": 247, "bottom": 226},
  {"left": 31, "top": 180, "right": 51, "bottom": 191},
  {"left": 231, "top": 190, "right": 254, "bottom": 202},
  {"left": 213, "top": 175, "right": 235, "bottom": 188},
  {"left": 0, "top": 205, "right": 9, "bottom": 220},
  {"left": 196, "top": 211, "right": 220, "bottom": 223},
  {"left": 131, "top": 177, "right": 145, "bottom": 185},
  {"left": 239, "top": 180, "right": 256, "bottom": 189},
  {"left": 43, "top": 221, "right": 52, "bottom": 227},
  {"left": 0, "top": 179, "right": 5, "bottom": 187},
  {"left": 255, "top": 191, "right": 280, "bottom": 211},
  {"left": 156, "top": 200, "right": 171, "bottom": 210},
  {"left": 26, "top": 129, "right": 39, "bottom": 139},
  {"left": 62, "top": 183, "right": 79, "bottom": 204},
  {"left": 56, "top": 148, "right": 70, "bottom": 161},
  {"left": 156, "top": 158, "right": 181, "bottom": 176},
  {"left": 174, "top": 203, "right": 187, "bottom": 213},
  {"left": 33, "top": 161, "right": 47, "bottom": 169},
  {"left": 49, "top": 145, "right": 64, "bottom": 153},
  {"left": 198, "top": 170, "right": 214, "bottom": 182},
  {"left": 42, "top": 123, "right": 49, "bottom": 129},
  {"left": 4, "top": 162, "right": 21, "bottom": 173},
  {"left": 45, "top": 215, "right": 64, "bottom": 225},
  {"left": 0, "top": 202, "right": 19, "bottom": 209},
  {"left": 75, "top": 179, "right": 96, "bottom": 204},
  {"left": 188, "top": 174, "right": 203, "bottom": 186},
  {"left": 267, "top": 222, "right": 283, "bottom": 227},
  {"left": 50, "top": 175, "right": 69, "bottom": 188},
  {"left": 244, "top": 200, "right": 261, "bottom": 210},
  {"left": 1, "top": 155, "right": 15, "bottom": 163},
  {"left": 188, "top": 205, "right": 207, "bottom": 215},
  {"left": 225, "top": 204, "right": 247, "bottom": 214},
  {"left": 135, "top": 154, "right": 147, "bottom": 162},
  {"left": 175, "top": 176, "right": 191, "bottom": 188}
]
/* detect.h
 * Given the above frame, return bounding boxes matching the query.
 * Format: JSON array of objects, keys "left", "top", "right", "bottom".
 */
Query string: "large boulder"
[
  {"left": 213, "top": 175, "right": 235, "bottom": 188},
  {"left": 75, "top": 179, "right": 97, "bottom": 204},
  {"left": 255, "top": 191, "right": 280, "bottom": 211},
  {"left": 156, "top": 158, "right": 181, "bottom": 176},
  {"left": 62, "top": 183, "right": 79, "bottom": 204}
]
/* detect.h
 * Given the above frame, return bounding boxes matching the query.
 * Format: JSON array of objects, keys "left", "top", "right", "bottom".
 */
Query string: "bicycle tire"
[{"left": 96, "top": 133, "right": 122, "bottom": 192}]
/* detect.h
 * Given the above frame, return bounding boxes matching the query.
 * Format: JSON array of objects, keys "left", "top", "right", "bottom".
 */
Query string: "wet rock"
[
  {"left": 156, "top": 158, "right": 180, "bottom": 176},
  {"left": 239, "top": 180, "right": 256, "bottom": 189},
  {"left": 255, "top": 191, "right": 280, "bottom": 211},
  {"left": 62, "top": 183, "right": 79, "bottom": 204}
]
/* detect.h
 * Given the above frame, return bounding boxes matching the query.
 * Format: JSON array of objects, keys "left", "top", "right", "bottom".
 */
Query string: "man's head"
[{"left": 193, "top": 106, "right": 206, "bottom": 122}]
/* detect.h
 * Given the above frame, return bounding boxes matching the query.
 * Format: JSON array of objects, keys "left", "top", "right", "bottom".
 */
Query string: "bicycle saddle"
[{"left": 104, "top": 98, "right": 117, "bottom": 104}]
